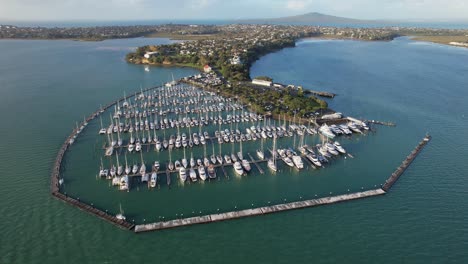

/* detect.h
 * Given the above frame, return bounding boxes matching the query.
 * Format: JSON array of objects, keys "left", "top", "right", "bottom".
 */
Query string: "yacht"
[
  {"left": 283, "top": 156, "right": 295, "bottom": 167},
  {"left": 116, "top": 204, "right": 126, "bottom": 220},
  {"left": 224, "top": 155, "right": 232, "bottom": 164},
  {"left": 153, "top": 161, "right": 160, "bottom": 171},
  {"left": 198, "top": 166, "right": 207, "bottom": 181},
  {"left": 267, "top": 158, "right": 277, "bottom": 172},
  {"left": 174, "top": 160, "right": 182, "bottom": 170},
  {"left": 231, "top": 153, "right": 238, "bottom": 163},
  {"left": 326, "top": 143, "right": 340, "bottom": 156},
  {"left": 135, "top": 142, "right": 142, "bottom": 152},
  {"left": 241, "top": 159, "right": 251, "bottom": 172},
  {"left": 319, "top": 124, "right": 336, "bottom": 139},
  {"left": 189, "top": 168, "right": 197, "bottom": 182},
  {"left": 150, "top": 172, "right": 157, "bottom": 188},
  {"left": 119, "top": 176, "right": 129, "bottom": 191},
  {"left": 132, "top": 164, "right": 138, "bottom": 174},
  {"left": 233, "top": 161, "right": 244, "bottom": 176},
  {"left": 179, "top": 167, "right": 187, "bottom": 182},
  {"left": 334, "top": 141, "right": 346, "bottom": 154},
  {"left": 105, "top": 146, "right": 114, "bottom": 156},
  {"left": 306, "top": 154, "right": 322, "bottom": 167},
  {"left": 155, "top": 140, "right": 162, "bottom": 151},
  {"left": 216, "top": 155, "right": 223, "bottom": 164},
  {"left": 292, "top": 155, "right": 304, "bottom": 169},
  {"left": 141, "top": 173, "right": 149, "bottom": 183},
  {"left": 182, "top": 158, "right": 188, "bottom": 168},
  {"left": 208, "top": 165, "right": 216, "bottom": 179},
  {"left": 139, "top": 163, "right": 146, "bottom": 175},
  {"left": 256, "top": 149, "right": 265, "bottom": 160}
]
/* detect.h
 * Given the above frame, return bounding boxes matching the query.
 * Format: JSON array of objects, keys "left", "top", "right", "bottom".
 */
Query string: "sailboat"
[
  {"left": 116, "top": 153, "right": 123, "bottom": 176},
  {"left": 256, "top": 137, "right": 265, "bottom": 160},
  {"left": 268, "top": 135, "right": 278, "bottom": 172},
  {"left": 99, "top": 158, "right": 108, "bottom": 177},
  {"left": 124, "top": 154, "right": 131, "bottom": 175},
  {"left": 167, "top": 148, "right": 174, "bottom": 171},
  {"left": 99, "top": 116, "right": 106, "bottom": 135},
  {"left": 116, "top": 203, "right": 126, "bottom": 220}
]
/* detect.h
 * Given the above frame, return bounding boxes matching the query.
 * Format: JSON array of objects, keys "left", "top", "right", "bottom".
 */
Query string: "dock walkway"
[{"left": 134, "top": 189, "right": 385, "bottom": 232}]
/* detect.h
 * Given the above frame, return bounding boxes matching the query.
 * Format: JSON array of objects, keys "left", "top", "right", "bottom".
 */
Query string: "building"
[
  {"left": 204, "top": 65, "right": 212, "bottom": 73},
  {"left": 144, "top": 51, "right": 159, "bottom": 59},
  {"left": 252, "top": 79, "right": 272, "bottom": 87},
  {"left": 230, "top": 55, "right": 242, "bottom": 65}
]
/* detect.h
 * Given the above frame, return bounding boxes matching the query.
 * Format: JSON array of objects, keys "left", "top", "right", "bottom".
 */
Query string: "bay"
[{"left": 0, "top": 36, "right": 467, "bottom": 263}]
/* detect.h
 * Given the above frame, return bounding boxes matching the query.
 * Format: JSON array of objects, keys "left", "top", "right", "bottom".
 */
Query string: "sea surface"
[{"left": 0, "top": 36, "right": 467, "bottom": 263}]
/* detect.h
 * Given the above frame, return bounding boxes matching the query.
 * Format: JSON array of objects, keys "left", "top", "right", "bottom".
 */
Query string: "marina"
[{"left": 50, "top": 74, "right": 430, "bottom": 232}]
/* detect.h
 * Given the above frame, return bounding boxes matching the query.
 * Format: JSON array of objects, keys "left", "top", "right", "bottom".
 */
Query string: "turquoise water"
[{"left": 1, "top": 37, "right": 467, "bottom": 263}]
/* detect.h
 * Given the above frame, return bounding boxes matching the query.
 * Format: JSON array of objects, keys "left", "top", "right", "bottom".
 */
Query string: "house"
[
  {"left": 144, "top": 51, "right": 159, "bottom": 59},
  {"left": 204, "top": 65, "right": 212, "bottom": 73},
  {"left": 252, "top": 79, "right": 272, "bottom": 87}
]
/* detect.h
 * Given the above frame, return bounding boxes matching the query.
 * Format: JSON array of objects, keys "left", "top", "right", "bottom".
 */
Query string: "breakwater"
[
  {"left": 382, "top": 135, "right": 431, "bottom": 191},
  {"left": 50, "top": 84, "right": 165, "bottom": 229},
  {"left": 134, "top": 189, "right": 386, "bottom": 233}
]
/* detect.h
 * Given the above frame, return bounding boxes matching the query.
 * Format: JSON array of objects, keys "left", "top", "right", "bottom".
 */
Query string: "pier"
[
  {"left": 247, "top": 153, "right": 264, "bottom": 174},
  {"left": 382, "top": 135, "right": 431, "bottom": 191},
  {"left": 134, "top": 189, "right": 385, "bottom": 233},
  {"left": 306, "top": 89, "right": 336, "bottom": 98}
]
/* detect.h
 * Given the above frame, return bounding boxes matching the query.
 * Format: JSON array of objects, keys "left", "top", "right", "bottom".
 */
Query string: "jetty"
[
  {"left": 382, "top": 135, "right": 431, "bottom": 191},
  {"left": 134, "top": 189, "right": 385, "bottom": 232},
  {"left": 306, "top": 89, "right": 336, "bottom": 98}
]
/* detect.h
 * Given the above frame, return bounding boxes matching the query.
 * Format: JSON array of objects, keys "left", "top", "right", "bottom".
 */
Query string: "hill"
[{"left": 239, "top": 12, "right": 378, "bottom": 25}]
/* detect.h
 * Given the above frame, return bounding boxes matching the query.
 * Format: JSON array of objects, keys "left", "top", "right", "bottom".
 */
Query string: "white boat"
[
  {"left": 179, "top": 167, "right": 187, "bottom": 182},
  {"left": 292, "top": 155, "right": 304, "bottom": 169},
  {"left": 119, "top": 176, "right": 129, "bottom": 191},
  {"left": 233, "top": 161, "right": 244, "bottom": 176},
  {"left": 283, "top": 156, "right": 294, "bottom": 167},
  {"left": 319, "top": 124, "right": 336, "bottom": 139},
  {"left": 141, "top": 173, "right": 149, "bottom": 182},
  {"left": 105, "top": 146, "right": 114, "bottom": 156},
  {"left": 326, "top": 143, "right": 340, "bottom": 156},
  {"left": 198, "top": 166, "right": 207, "bottom": 181},
  {"left": 189, "top": 168, "right": 197, "bottom": 182},
  {"left": 256, "top": 149, "right": 264, "bottom": 160},
  {"left": 132, "top": 164, "right": 138, "bottom": 174},
  {"left": 334, "top": 141, "right": 346, "bottom": 154},
  {"left": 267, "top": 158, "right": 277, "bottom": 172},
  {"left": 155, "top": 140, "right": 162, "bottom": 151},
  {"left": 306, "top": 154, "right": 322, "bottom": 167},
  {"left": 241, "top": 159, "right": 251, "bottom": 172},
  {"left": 207, "top": 165, "right": 216, "bottom": 179},
  {"left": 116, "top": 204, "right": 126, "bottom": 220},
  {"left": 150, "top": 172, "right": 157, "bottom": 188},
  {"left": 153, "top": 161, "right": 160, "bottom": 171},
  {"left": 231, "top": 153, "right": 238, "bottom": 163},
  {"left": 224, "top": 155, "right": 232, "bottom": 164},
  {"left": 135, "top": 142, "right": 142, "bottom": 152}
]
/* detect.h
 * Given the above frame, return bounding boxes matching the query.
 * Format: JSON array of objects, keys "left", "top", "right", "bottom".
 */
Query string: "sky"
[{"left": 0, "top": 0, "right": 467, "bottom": 22}]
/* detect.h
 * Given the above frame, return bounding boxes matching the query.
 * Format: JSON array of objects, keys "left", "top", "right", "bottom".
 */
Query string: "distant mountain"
[{"left": 239, "top": 12, "right": 378, "bottom": 25}]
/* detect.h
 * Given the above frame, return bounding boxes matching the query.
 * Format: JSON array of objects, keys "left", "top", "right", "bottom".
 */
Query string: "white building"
[
  {"left": 252, "top": 79, "right": 272, "bottom": 87},
  {"left": 144, "top": 51, "right": 159, "bottom": 59}
]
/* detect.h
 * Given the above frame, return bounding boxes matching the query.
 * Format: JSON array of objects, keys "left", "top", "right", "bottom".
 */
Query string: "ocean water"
[{"left": 0, "top": 36, "right": 467, "bottom": 263}]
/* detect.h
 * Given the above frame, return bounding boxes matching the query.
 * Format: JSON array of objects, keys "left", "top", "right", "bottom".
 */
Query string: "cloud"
[{"left": 286, "top": 0, "right": 311, "bottom": 10}]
